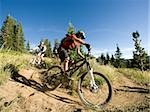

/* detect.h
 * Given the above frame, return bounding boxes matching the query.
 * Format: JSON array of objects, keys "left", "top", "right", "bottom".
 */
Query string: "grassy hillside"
[
  {"left": 0, "top": 51, "right": 149, "bottom": 86},
  {"left": 0, "top": 51, "right": 28, "bottom": 85},
  {"left": 90, "top": 59, "right": 150, "bottom": 86},
  {"left": 0, "top": 50, "right": 53, "bottom": 85}
]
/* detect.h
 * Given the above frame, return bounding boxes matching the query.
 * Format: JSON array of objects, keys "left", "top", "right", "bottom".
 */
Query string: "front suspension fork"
[{"left": 89, "top": 68, "right": 96, "bottom": 86}]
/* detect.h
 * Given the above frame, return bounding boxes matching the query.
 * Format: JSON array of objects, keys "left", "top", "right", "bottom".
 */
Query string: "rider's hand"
[{"left": 85, "top": 43, "right": 91, "bottom": 51}]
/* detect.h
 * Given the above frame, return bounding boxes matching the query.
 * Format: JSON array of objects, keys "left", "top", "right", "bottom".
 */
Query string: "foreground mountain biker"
[
  {"left": 58, "top": 30, "right": 91, "bottom": 74},
  {"left": 44, "top": 31, "right": 112, "bottom": 109},
  {"left": 32, "top": 41, "right": 47, "bottom": 65}
]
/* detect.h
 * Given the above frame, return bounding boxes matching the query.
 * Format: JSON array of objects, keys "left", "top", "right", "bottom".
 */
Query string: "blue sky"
[{"left": 0, "top": 0, "right": 149, "bottom": 58}]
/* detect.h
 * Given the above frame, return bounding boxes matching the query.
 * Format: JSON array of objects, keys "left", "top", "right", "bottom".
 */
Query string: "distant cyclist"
[
  {"left": 32, "top": 41, "right": 47, "bottom": 65},
  {"left": 58, "top": 30, "right": 91, "bottom": 73}
]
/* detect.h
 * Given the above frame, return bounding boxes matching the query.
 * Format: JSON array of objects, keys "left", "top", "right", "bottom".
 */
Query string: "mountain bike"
[
  {"left": 43, "top": 49, "right": 112, "bottom": 110},
  {"left": 29, "top": 53, "right": 47, "bottom": 69}
]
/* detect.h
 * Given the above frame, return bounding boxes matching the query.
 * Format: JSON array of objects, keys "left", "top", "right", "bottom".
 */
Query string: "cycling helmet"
[
  {"left": 40, "top": 41, "right": 44, "bottom": 45},
  {"left": 76, "top": 30, "right": 86, "bottom": 39}
]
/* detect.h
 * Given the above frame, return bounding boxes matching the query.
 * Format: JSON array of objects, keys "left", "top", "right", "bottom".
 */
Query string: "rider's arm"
[
  {"left": 72, "top": 34, "right": 85, "bottom": 44},
  {"left": 72, "top": 34, "right": 91, "bottom": 48},
  {"left": 41, "top": 45, "right": 47, "bottom": 53},
  {"left": 77, "top": 46, "right": 85, "bottom": 58}
]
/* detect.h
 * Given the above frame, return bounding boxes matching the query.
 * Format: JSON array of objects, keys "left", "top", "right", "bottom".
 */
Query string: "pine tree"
[
  {"left": 96, "top": 56, "right": 101, "bottom": 63},
  {"left": 100, "top": 53, "right": 106, "bottom": 65},
  {"left": 0, "top": 15, "right": 25, "bottom": 51},
  {"left": 105, "top": 53, "right": 110, "bottom": 65},
  {"left": 53, "top": 38, "right": 59, "bottom": 55},
  {"left": 26, "top": 41, "right": 30, "bottom": 51},
  {"left": 16, "top": 23, "right": 25, "bottom": 52},
  {"left": 1, "top": 15, "right": 16, "bottom": 49},
  {"left": 132, "top": 31, "right": 148, "bottom": 71},
  {"left": 114, "top": 44, "right": 122, "bottom": 68},
  {"left": 44, "top": 39, "right": 52, "bottom": 57},
  {"left": 13, "top": 24, "right": 18, "bottom": 51},
  {"left": 13, "top": 23, "right": 25, "bottom": 51},
  {"left": 110, "top": 54, "right": 115, "bottom": 65},
  {"left": 67, "top": 22, "right": 75, "bottom": 35},
  {"left": 66, "top": 22, "right": 78, "bottom": 60}
]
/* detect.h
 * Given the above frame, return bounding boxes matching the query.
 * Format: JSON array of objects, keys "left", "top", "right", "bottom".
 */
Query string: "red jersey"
[{"left": 61, "top": 34, "right": 81, "bottom": 50}]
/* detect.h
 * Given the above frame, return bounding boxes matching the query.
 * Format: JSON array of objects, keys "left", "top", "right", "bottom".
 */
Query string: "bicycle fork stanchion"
[
  {"left": 89, "top": 68, "right": 95, "bottom": 85},
  {"left": 89, "top": 68, "right": 99, "bottom": 92}
]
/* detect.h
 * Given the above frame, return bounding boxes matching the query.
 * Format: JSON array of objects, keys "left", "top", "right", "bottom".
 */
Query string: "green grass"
[
  {"left": 0, "top": 50, "right": 31, "bottom": 85},
  {"left": 90, "top": 59, "right": 150, "bottom": 85},
  {"left": 0, "top": 50, "right": 35, "bottom": 85},
  {"left": 90, "top": 59, "right": 119, "bottom": 82},
  {"left": 0, "top": 50, "right": 56, "bottom": 85},
  {"left": 0, "top": 50, "right": 149, "bottom": 86},
  {"left": 118, "top": 68, "right": 150, "bottom": 85}
]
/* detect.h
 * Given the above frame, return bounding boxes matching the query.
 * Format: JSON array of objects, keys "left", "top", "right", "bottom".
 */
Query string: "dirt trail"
[{"left": 0, "top": 69, "right": 149, "bottom": 112}]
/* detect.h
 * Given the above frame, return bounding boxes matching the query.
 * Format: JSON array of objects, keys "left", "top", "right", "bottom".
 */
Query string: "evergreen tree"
[
  {"left": 105, "top": 53, "right": 110, "bottom": 65},
  {"left": 114, "top": 44, "right": 122, "bottom": 68},
  {"left": 13, "top": 23, "right": 25, "bottom": 51},
  {"left": 132, "top": 31, "right": 148, "bottom": 71},
  {"left": 1, "top": 15, "right": 16, "bottom": 49},
  {"left": 100, "top": 53, "right": 106, "bottom": 65},
  {"left": 1, "top": 15, "right": 25, "bottom": 51},
  {"left": 110, "top": 54, "right": 115, "bottom": 65},
  {"left": 13, "top": 24, "right": 18, "bottom": 51},
  {"left": 67, "top": 22, "right": 75, "bottom": 35},
  {"left": 17, "top": 23, "right": 25, "bottom": 52},
  {"left": 96, "top": 53, "right": 106, "bottom": 65},
  {"left": 145, "top": 56, "right": 150, "bottom": 70},
  {"left": 44, "top": 39, "right": 52, "bottom": 57},
  {"left": 53, "top": 38, "right": 59, "bottom": 55},
  {"left": 26, "top": 41, "right": 30, "bottom": 51},
  {"left": 96, "top": 56, "right": 101, "bottom": 63},
  {"left": 66, "top": 22, "right": 78, "bottom": 60}
]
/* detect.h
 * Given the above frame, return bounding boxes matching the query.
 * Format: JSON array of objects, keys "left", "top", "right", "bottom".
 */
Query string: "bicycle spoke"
[
  {"left": 78, "top": 72, "right": 112, "bottom": 108},
  {"left": 41, "top": 66, "right": 63, "bottom": 90}
]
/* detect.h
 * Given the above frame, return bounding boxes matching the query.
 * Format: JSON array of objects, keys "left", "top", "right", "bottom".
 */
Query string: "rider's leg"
[
  {"left": 59, "top": 47, "right": 69, "bottom": 74},
  {"left": 37, "top": 52, "right": 42, "bottom": 64},
  {"left": 41, "top": 53, "right": 45, "bottom": 62},
  {"left": 64, "top": 57, "right": 70, "bottom": 72}
]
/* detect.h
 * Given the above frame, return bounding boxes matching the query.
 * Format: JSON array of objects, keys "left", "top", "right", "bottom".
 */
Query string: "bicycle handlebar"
[{"left": 85, "top": 47, "right": 92, "bottom": 59}]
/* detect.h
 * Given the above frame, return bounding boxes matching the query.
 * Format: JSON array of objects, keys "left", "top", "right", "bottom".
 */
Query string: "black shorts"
[{"left": 58, "top": 47, "right": 69, "bottom": 62}]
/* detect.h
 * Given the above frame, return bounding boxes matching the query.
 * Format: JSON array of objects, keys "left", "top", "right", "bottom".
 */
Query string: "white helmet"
[
  {"left": 77, "top": 30, "right": 86, "bottom": 39},
  {"left": 40, "top": 41, "right": 44, "bottom": 45}
]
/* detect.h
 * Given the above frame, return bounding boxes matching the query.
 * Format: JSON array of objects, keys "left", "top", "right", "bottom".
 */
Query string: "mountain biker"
[
  {"left": 58, "top": 30, "right": 91, "bottom": 73},
  {"left": 32, "top": 41, "right": 47, "bottom": 65}
]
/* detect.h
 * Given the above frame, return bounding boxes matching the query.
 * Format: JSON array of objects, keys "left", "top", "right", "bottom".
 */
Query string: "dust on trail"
[{"left": 0, "top": 69, "right": 149, "bottom": 112}]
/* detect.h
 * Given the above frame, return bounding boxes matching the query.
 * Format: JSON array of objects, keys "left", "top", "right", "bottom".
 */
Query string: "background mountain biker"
[
  {"left": 58, "top": 30, "right": 91, "bottom": 73},
  {"left": 32, "top": 41, "right": 47, "bottom": 65}
]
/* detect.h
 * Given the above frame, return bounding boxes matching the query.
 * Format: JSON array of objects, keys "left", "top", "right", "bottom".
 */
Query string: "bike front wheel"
[{"left": 78, "top": 72, "right": 112, "bottom": 110}]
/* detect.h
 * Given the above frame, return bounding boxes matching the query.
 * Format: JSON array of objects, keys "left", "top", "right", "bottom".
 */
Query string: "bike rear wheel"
[
  {"left": 43, "top": 66, "right": 63, "bottom": 90},
  {"left": 78, "top": 72, "right": 112, "bottom": 110}
]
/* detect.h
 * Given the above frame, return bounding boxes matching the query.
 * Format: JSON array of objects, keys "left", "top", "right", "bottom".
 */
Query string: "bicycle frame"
[
  {"left": 66, "top": 56, "right": 93, "bottom": 79},
  {"left": 66, "top": 53, "right": 98, "bottom": 88},
  {"left": 66, "top": 58, "right": 90, "bottom": 77}
]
